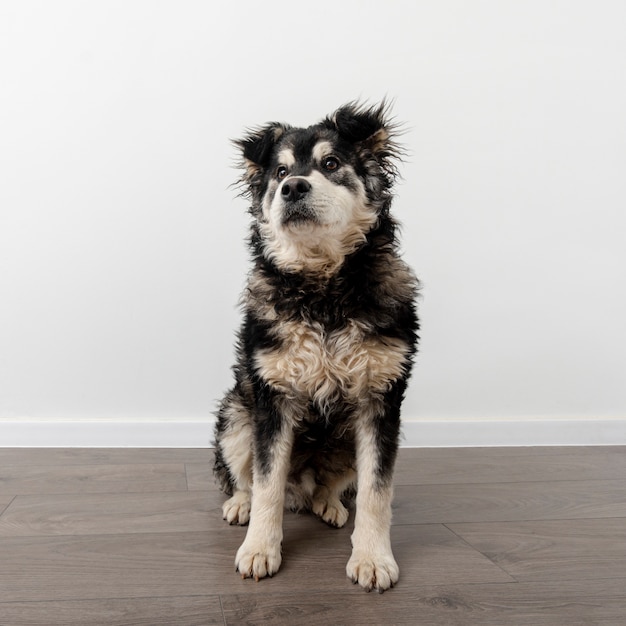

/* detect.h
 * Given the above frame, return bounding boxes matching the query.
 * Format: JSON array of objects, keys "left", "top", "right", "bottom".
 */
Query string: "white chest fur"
[{"left": 254, "top": 318, "right": 409, "bottom": 408}]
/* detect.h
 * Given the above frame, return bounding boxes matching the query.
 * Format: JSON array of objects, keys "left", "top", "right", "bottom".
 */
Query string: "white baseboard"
[
  {"left": 0, "top": 419, "right": 214, "bottom": 448},
  {"left": 400, "top": 417, "right": 626, "bottom": 447},
  {"left": 0, "top": 417, "right": 625, "bottom": 448}
]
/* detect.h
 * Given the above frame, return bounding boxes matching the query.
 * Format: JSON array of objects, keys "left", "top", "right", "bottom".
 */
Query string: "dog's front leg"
[
  {"left": 347, "top": 403, "right": 400, "bottom": 592},
  {"left": 235, "top": 414, "right": 293, "bottom": 581}
]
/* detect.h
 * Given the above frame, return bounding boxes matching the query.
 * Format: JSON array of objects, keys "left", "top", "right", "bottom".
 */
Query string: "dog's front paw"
[
  {"left": 312, "top": 493, "right": 349, "bottom": 528},
  {"left": 346, "top": 550, "right": 399, "bottom": 592},
  {"left": 235, "top": 540, "right": 282, "bottom": 581},
  {"left": 222, "top": 491, "right": 251, "bottom": 525}
]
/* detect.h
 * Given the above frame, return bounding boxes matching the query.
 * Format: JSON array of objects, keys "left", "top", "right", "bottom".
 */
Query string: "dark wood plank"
[
  {"left": 392, "top": 479, "right": 626, "bottom": 524},
  {"left": 0, "top": 491, "right": 213, "bottom": 536},
  {"left": 0, "top": 448, "right": 210, "bottom": 466},
  {"left": 0, "top": 463, "right": 188, "bottom": 496},
  {"left": 448, "top": 517, "right": 626, "bottom": 582},
  {"left": 394, "top": 447, "right": 626, "bottom": 485},
  {"left": 377, "top": 522, "right": 514, "bottom": 585},
  {"left": 0, "top": 596, "right": 224, "bottom": 626},
  {"left": 0, "top": 487, "right": 255, "bottom": 538},
  {"left": 185, "top": 462, "right": 213, "bottom": 491},
  {"left": 220, "top": 579, "right": 626, "bottom": 625},
  {"left": 0, "top": 531, "right": 229, "bottom": 603},
  {"left": 400, "top": 445, "right": 626, "bottom": 458}
]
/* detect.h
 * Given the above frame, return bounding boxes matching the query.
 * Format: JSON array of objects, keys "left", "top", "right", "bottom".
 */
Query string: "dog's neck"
[{"left": 251, "top": 215, "right": 398, "bottom": 284}]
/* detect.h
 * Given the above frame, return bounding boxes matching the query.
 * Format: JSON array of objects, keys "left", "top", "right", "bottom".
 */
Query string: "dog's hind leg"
[
  {"left": 312, "top": 469, "right": 356, "bottom": 528},
  {"left": 235, "top": 411, "right": 294, "bottom": 581},
  {"left": 214, "top": 391, "right": 253, "bottom": 525}
]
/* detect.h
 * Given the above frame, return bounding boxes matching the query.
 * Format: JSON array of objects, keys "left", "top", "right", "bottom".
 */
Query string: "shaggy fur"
[{"left": 213, "top": 101, "right": 419, "bottom": 592}]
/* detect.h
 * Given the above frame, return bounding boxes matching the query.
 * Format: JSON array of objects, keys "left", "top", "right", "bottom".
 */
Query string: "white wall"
[{"left": 1, "top": 1, "right": 625, "bottom": 446}]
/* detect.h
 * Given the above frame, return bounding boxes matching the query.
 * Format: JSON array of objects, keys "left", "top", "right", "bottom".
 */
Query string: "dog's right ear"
[{"left": 234, "top": 123, "right": 289, "bottom": 196}]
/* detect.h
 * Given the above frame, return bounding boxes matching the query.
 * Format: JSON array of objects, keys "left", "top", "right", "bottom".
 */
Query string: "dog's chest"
[{"left": 254, "top": 318, "right": 409, "bottom": 404}]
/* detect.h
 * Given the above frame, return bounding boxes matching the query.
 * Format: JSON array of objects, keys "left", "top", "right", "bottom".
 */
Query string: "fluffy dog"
[{"left": 213, "top": 101, "right": 419, "bottom": 592}]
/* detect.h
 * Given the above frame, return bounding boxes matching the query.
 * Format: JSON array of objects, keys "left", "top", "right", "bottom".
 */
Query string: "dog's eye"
[
  {"left": 276, "top": 166, "right": 288, "bottom": 180},
  {"left": 322, "top": 156, "right": 339, "bottom": 172}
]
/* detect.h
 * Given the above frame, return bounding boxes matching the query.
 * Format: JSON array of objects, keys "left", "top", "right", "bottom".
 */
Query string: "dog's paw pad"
[
  {"left": 235, "top": 542, "right": 282, "bottom": 581},
  {"left": 312, "top": 496, "right": 349, "bottom": 528},
  {"left": 346, "top": 551, "right": 399, "bottom": 592},
  {"left": 222, "top": 492, "right": 251, "bottom": 525}
]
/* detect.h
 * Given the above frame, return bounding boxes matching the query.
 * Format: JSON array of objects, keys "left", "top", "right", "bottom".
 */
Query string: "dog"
[{"left": 213, "top": 101, "right": 419, "bottom": 592}]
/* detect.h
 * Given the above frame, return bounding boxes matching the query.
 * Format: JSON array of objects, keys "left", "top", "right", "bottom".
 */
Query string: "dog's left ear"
[
  {"left": 328, "top": 101, "right": 402, "bottom": 182},
  {"left": 330, "top": 101, "right": 399, "bottom": 158}
]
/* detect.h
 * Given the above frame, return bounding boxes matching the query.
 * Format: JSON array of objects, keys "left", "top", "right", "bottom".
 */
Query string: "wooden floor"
[{"left": 1, "top": 447, "right": 625, "bottom": 625}]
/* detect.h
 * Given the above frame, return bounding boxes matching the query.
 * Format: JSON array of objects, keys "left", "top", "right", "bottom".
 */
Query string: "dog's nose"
[{"left": 281, "top": 177, "right": 311, "bottom": 202}]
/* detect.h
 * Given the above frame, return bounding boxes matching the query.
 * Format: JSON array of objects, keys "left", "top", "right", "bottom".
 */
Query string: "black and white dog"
[{"left": 213, "top": 102, "right": 419, "bottom": 592}]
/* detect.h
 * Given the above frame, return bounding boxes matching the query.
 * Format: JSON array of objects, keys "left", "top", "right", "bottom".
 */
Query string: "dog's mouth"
[{"left": 281, "top": 203, "right": 319, "bottom": 226}]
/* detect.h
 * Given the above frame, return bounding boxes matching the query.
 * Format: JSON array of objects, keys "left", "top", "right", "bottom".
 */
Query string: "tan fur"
[
  {"left": 223, "top": 490, "right": 251, "bottom": 525},
  {"left": 276, "top": 147, "right": 295, "bottom": 167},
  {"left": 312, "top": 468, "right": 356, "bottom": 528},
  {"left": 218, "top": 398, "right": 254, "bottom": 525},
  {"left": 368, "top": 128, "right": 391, "bottom": 155},
  {"left": 243, "top": 271, "right": 279, "bottom": 321},
  {"left": 312, "top": 140, "right": 334, "bottom": 163},
  {"left": 218, "top": 399, "right": 253, "bottom": 492},
  {"left": 254, "top": 319, "right": 410, "bottom": 411},
  {"left": 241, "top": 157, "right": 262, "bottom": 182}
]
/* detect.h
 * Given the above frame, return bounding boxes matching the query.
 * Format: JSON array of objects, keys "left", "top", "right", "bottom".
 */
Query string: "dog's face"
[{"left": 236, "top": 102, "right": 400, "bottom": 274}]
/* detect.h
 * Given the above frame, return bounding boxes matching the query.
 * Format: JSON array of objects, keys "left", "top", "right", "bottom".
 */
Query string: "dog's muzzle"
[{"left": 280, "top": 177, "right": 317, "bottom": 225}]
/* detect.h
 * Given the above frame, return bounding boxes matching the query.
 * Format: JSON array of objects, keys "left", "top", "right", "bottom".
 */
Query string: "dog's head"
[{"left": 235, "top": 102, "right": 401, "bottom": 275}]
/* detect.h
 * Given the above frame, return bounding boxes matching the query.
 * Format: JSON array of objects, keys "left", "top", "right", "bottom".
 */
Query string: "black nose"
[{"left": 281, "top": 177, "right": 311, "bottom": 202}]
